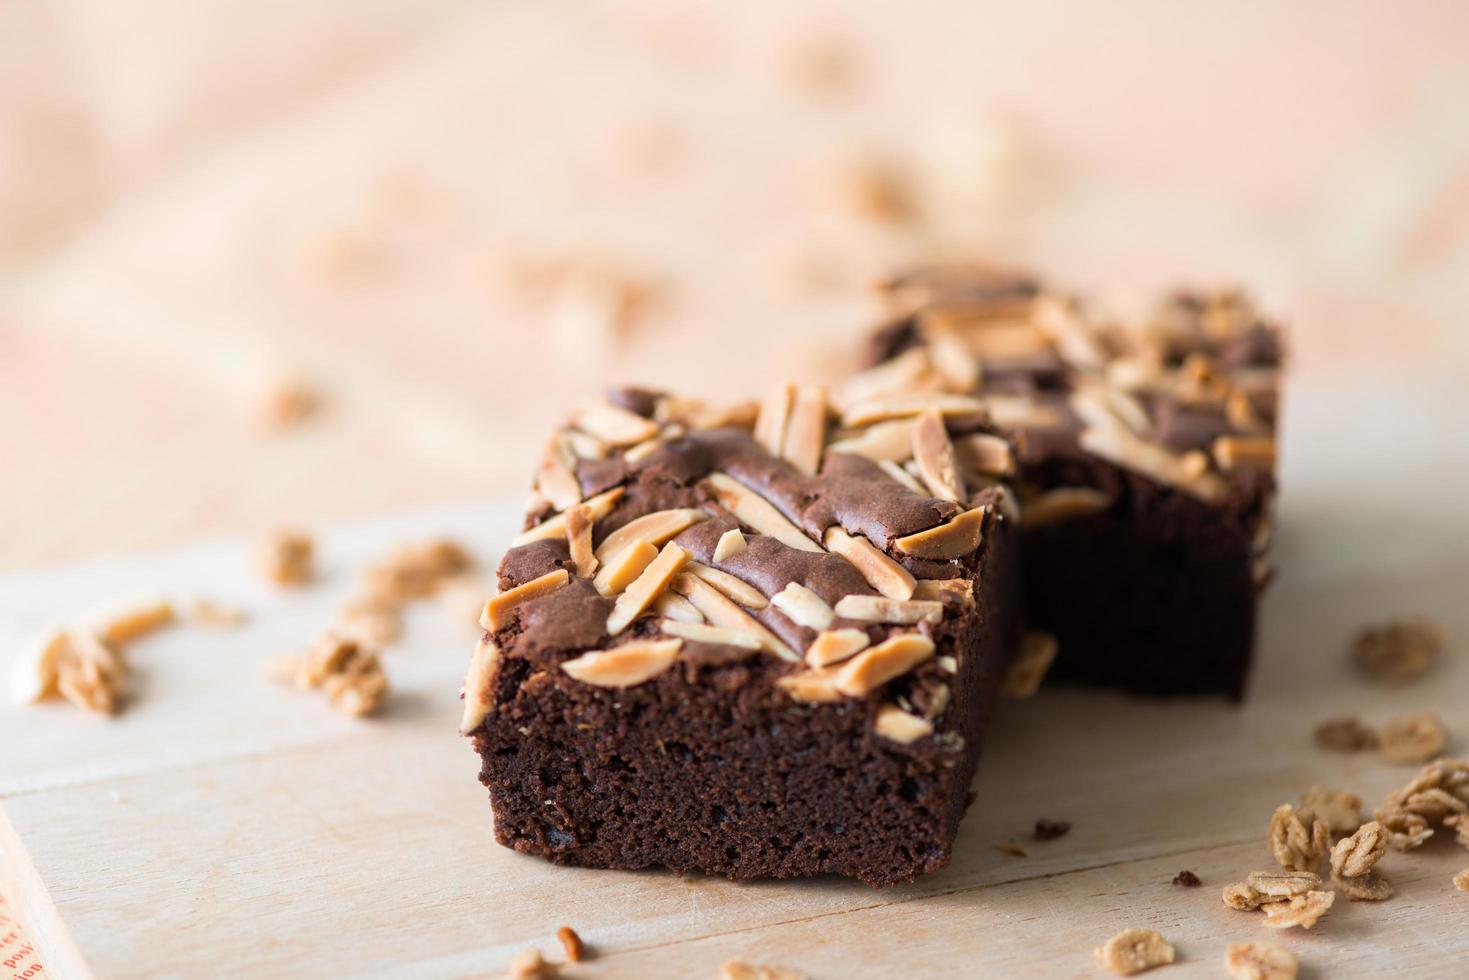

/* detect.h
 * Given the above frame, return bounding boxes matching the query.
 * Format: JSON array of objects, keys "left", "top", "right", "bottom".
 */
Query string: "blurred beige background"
[{"left": 3, "top": 0, "right": 1468, "bottom": 571}]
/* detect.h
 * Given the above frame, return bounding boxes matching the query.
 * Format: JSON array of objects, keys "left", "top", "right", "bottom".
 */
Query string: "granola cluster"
[{"left": 273, "top": 633, "right": 388, "bottom": 718}]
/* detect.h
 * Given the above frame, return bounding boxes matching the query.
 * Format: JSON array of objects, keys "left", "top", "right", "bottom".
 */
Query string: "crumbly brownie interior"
[
  {"left": 465, "top": 400, "right": 1021, "bottom": 886},
  {"left": 865, "top": 266, "right": 1280, "bottom": 699}
]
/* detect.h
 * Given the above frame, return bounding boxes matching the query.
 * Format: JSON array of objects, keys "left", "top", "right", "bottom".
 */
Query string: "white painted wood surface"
[{"left": 2, "top": 375, "right": 1466, "bottom": 979}]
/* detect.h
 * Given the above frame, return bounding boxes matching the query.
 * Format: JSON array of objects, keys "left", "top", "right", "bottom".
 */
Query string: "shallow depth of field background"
[{"left": 3, "top": 0, "right": 1467, "bottom": 571}]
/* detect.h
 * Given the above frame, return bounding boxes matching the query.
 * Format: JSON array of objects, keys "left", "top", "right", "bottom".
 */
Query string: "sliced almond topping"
[
  {"left": 981, "top": 394, "right": 1067, "bottom": 430},
  {"left": 753, "top": 383, "right": 794, "bottom": 456},
  {"left": 893, "top": 507, "right": 986, "bottom": 559},
  {"left": 686, "top": 562, "right": 769, "bottom": 609},
  {"left": 912, "top": 408, "right": 965, "bottom": 501},
  {"left": 458, "top": 637, "right": 500, "bottom": 734},
  {"left": 93, "top": 598, "right": 176, "bottom": 647},
  {"left": 651, "top": 590, "right": 704, "bottom": 624},
  {"left": 703, "top": 472, "right": 822, "bottom": 553},
  {"left": 564, "top": 430, "right": 608, "bottom": 460},
  {"left": 1000, "top": 631, "right": 1058, "bottom": 698},
  {"left": 569, "top": 401, "right": 660, "bottom": 446},
  {"left": 781, "top": 385, "right": 828, "bottom": 476},
  {"left": 672, "top": 573, "right": 799, "bottom": 662},
  {"left": 833, "top": 633, "right": 935, "bottom": 696},
  {"left": 912, "top": 578, "right": 973, "bottom": 603},
  {"left": 874, "top": 704, "right": 934, "bottom": 743},
  {"left": 1226, "top": 388, "right": 1270, "bottom": 435},
  {"left": 535, "top": 434, "right": 582, "bottom": 510},
  {"left": 805, "top": 628, "right": 871, "bottom": 667},
  {"left": 1033, "top": 294, "right": 1108, "bottom": 372},
  {"left": 593, "top": 508, "right": 708, "bottom": 563},
  {"left": 1079, "top": 426, "right": 1225, "bottom": 502},
  {"left": 878, "top": 458, "right": 926, "bottom": 493},
  {"left": 1213, "top": 435, "right": 1276, "bottom": 473},
  {"left": 514, "top": 487, "right": 625, "bottom": 546},
  {"left": 936, "top": 654, "right": 958, "bottom": 673},
  {"left": 565, "top": 504, "right": 598, "bottom": 578},
  {"left": 954, "top": 433, "right": 1014, "bottom": 478},
  {"left": 713, "top": 528, "right": 747, "bottom": 562},
  {"left": 833, "top": 594, "right": 943, "bottom": 625},
  {"left": 775, "top": 666, "right": 845, "bottom": 702},
  {"left": 592, "top": 539, "right": 659, "bottom": 597},
  {"left": 624, "top": 431, "right": 672, "bottom": 463},
  {"left": 835, "top": 347, "right": 930, "bottom": 410},
  {"left": 10, "top": 628, "right": 68, "bottom": 704},
  {"left": 841, "top": 392, "right": 988, "bottom": 428},
  {"left": 660, "top": 619, "right": 764, "bottom": 650},
  {"left": 481, "top": 569, "right": 571, "bottom": 630},
  {"left": 823, "top": 526, "right": 916, "bottom": 600},
  {"left": 561, "top": 638, "right": 682, "bottom": 688},
  {"left": 606, "top": 542, "right": 691, "bottom": 635},
  {"left": 770, "top": 582, "right": 835, "bottom": 630},
  {"left": 925, "top": 330, "right": 980, "bottom": 392},
  {"left": 825, "top": 419, "right": 916, "bottom": 463}
]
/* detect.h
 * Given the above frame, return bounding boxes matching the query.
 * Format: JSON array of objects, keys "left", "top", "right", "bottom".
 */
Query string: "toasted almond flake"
[
  {"left": 833, "top": 633, "right": 935, "bottom": 696},
  {"left": 841, "top": 392, "right": 988, "bottom": 428},
  {"left": 925, "top": 329, "right": 981, "bottom": 391},
  {"left": 1000, "top": 631, "right": 1058, "bottom": 698},
  {"left": 514, "top": 487, "right": 625, "bottom": 546},
  {"left": 893, "top": 507, "right": 986, "bottom": 559},
  {"left": 257, "top": 529, "right": 315, "bottom": 587},
  {"left": 912, "top": 407, "right": 966, "bottom": 501},
  {"left": 1380, "top": 712, "right": 1448, "bottom": 764},
  {"left": 1069, "top": 386, "right": 1130, "bottom": 434},
  {"left": 823, "top": 526, "right": 916, "bottom": 600},
  {"left": 703, "top": 472, "right": 822, "bottom": 553},
  {"left": 481, "top": 569, "right": 571, "bottom": 631},
  {"left": 561, "top": 638, "right": 682, "bottom": 688},
  {"left": 835, "top": 347, "right": 930, "bottom": 410},
  {"left": 936, "top": 654, "right": 958, "bottom": 673},
  {"left": 770, "top": 582, "right": 835, "bottom": 630},
  {"left": 775, "top": 666, "right": 845, "bottom": 702},
  {"left": 592, "top": 539, "right": 659, "bottom": 597},
  {"left": 569, "top": 401, "right": 660, "bottom": 446},
  {"left": 1213, "top": 435, "right": 1277, "bottom": 473},
  {"left": 877, "top": 458, "right": 926, "bottom": 493},
  {"left": 458, "top": 637, "right": 500, "bottom": 734},
  {"left": 91, "top": 598, "right": 175, "bottom": 647},
  {"left": 507, "top": 947, "right": 553, "bottom": 980},
  {"left": 995, "top": 840, "right": 1030, "bottom": 858},
  {"left": 912, "top": 578, "right": 974, "bottom": 603},
  {"left": 1019, "top": 487, "right": 1114, "bottom": 528},
  {"left": 1033, "top": 294, "right": 1108, "bottom": 372},
  {"left": 279, "top": 634, "right": 387, "bottom": 718},
  {"left": 606, "top": 542, "right": 691, "bottom": 635},
  {"left": 954, "top": 432, "right": 1014, "bottom": 478},
  {"left": 805, "top": 628, "right": 871, "bottom": 666},
  {"left": 753, "top": 383, "right": 794, "bottom": 456},
  {"left": 1224, "top": 941, "right": 1298, "bottom": 980},
  {"left": 1226, "top": 388, "right": 1270, "bottom": 435},
  {"left": 874, "top": 703, "right": 934, "bottom": 743},
  {"left": 535, "top": 434, "right": 583, "bottom": 510},
  {"left": 1080, "top": 425, "right": 1225, "bottom": 502},
  {"left": 593, "top": 508, "right": 708, "bottom": 563},
  {"left": 826, "top": 419, "right": 917, "bottom": 463},
  {"left": 832, "top": 594, "right": 943, "bottom": 625},
  {"left": 1095, "top": 928, "right": 1175, "bottom": 976},
  {"left": 557, "top": 925, "right": 586, "bottom": 963},
  {"left": 660, "top": 619, "right": 764, "bottom": 650},
  {"left": 713, "top": 528, "right": 747, "bottom": 562},
  {"left": 1333, "top": 868, "right": 1394, "bottom": 901},
  {"left": 686, "top": 562, "right": 769, "bottom": 609},
  {"left": 975, "top": 393, "right": 1066, "bottom": 430},
  {"left": 672, "top": 573, "right": 798, "bottom": 661},
  {"left": 657, "top": 395, "right": 760, "bottom": 431},
  {"left": 11, "top": 628, "right": 68, "bottom": 704},
  {"left": 781, "top": 385, "right": 828, "bottom": 476},
  {"left": 565, "top": 504, "right": 598, "bottom": 578},
  {"left": 623, "top": 432, "right": 670, "bottom": 463},
  {"left": 1261, "top": 890, "right": 1334, "bottom": 930},
  {"left": 564, "top": 430, "right": 608, "bottom": 460},
  {"left": 651, "top": 591, "right": 703, "bottom": 624}
]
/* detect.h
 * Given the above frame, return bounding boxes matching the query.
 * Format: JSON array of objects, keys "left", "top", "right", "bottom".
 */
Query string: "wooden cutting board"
[{"left": 2, "top": 377, "right": 1467, "bottom": 979}]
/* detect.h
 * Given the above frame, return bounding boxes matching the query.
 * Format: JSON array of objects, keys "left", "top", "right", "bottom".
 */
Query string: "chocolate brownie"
[
  {"left": 863, "top": 265, "right": 1281, "bottom": 698},
  {"left": 461, "top": 387, "right": 1020, "bottom": 886}
]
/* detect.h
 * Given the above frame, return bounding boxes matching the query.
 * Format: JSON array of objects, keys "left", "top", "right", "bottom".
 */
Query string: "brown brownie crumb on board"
[
  {"left": 464, "top": 385, "right": 1021, "bottom": 887},
  {"left": 1033, "top": 818, "right": 1071, "bottom": 840},
  {"left": 1171, "top": 869, "right": 1202, "bottom": 887}
]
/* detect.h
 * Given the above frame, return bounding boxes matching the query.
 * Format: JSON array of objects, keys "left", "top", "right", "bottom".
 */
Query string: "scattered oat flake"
[
  {"left": 1455, "top": 868, "right": 1469, "bottom": 892},
  {"left": 1095, "top": 928, "right": 1175, "bottom": 976},
  {"left": 1299, "top": 786, "right": 1363, "bottom": 835},
  {"left": 1224, "top": 941, "right": 1298, "bottom": 980},
  {"left": 1314, "top": 715, "right": 1379, "bottom": 753},
  {"left": 556, "top": 925, "right": 586, "bottom": 963},
  {"left": 1352, "top": 615, "right": 1445, "bottom": 683},
  {"left": 994, "top": 840, "right": 1029, "bottom": 858},
  {"left": 1380, "top": 712, "right": 1448, "bottom": 764},
  {"left": 1261, "top": 890, "right": 1334, "bottom": 930},
  {"left": 1034, "top": 818, "right": 1071, "bottom": 841},
  {"left": 1171, "top": 870, "right": 1201, "bottom": 887},
  {"left": 719, "top": 958, "right": 807, "bottom": 980},
  {"left": 1333, "top": 868, "right": 1394, "bottom": 901},
  {"left": 257, "top": 529, "right": 314, "bottom": 587}
]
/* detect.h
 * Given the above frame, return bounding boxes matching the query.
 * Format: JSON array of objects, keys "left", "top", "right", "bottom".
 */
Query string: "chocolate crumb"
[
  {"left": 1034, "top": 818, "right": 1072, "bottom": 841},
  {"left": 1172, "top": 870, "right": 1202, "bottom": 887},
  {"left": 556, "top": 925, "right": 585, "bottom": 963}
]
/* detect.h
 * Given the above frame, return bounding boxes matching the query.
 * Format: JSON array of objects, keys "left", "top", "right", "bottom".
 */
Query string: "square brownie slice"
[
  {"left": 462, "top": 387, "right": 1020, "bottom": 886},
  {"left": 863, "top": 265, "right": 1281, "bottom": 699}
]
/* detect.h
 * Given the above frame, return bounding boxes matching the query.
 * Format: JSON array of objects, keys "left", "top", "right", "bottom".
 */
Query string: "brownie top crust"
[
  {"left": 863, "top": 264, "right": 1283, "bottom": 513},
  {"left": 460, "top": 385, "right": 1016, "bottom": 747}
]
